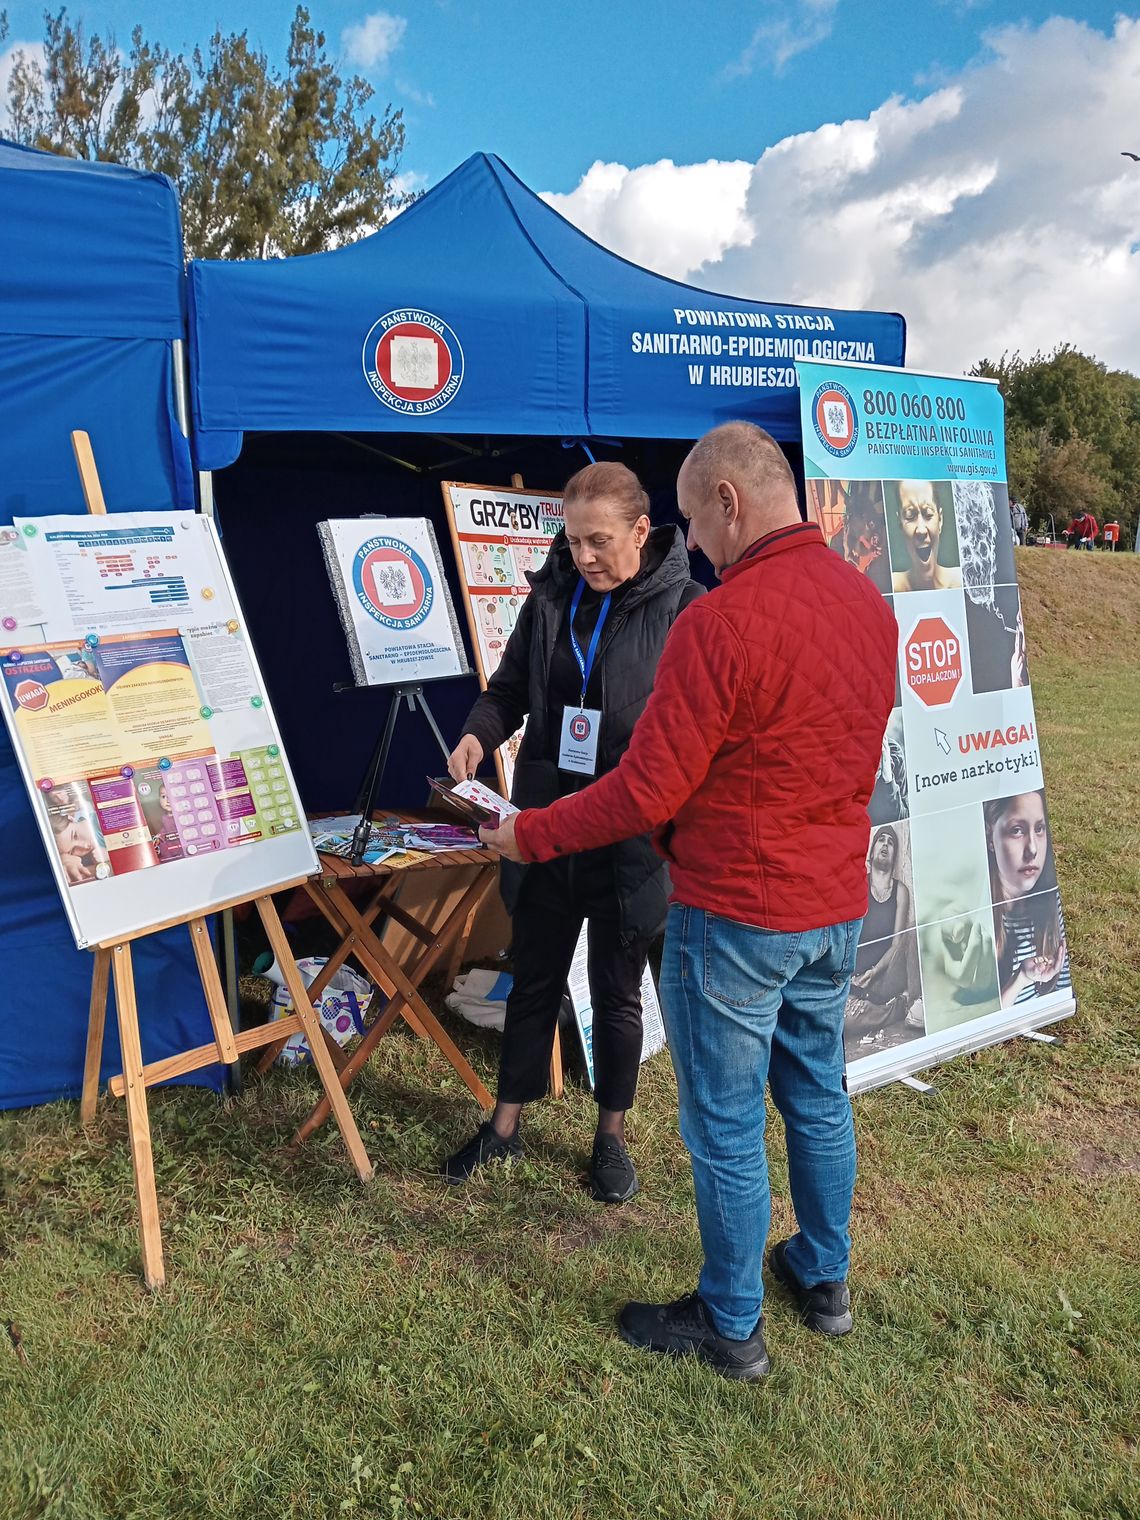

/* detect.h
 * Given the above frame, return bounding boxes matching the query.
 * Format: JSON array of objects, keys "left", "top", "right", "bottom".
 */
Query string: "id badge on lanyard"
[{"left": 558, "top": 579, "right": 609, "bottom": 776}]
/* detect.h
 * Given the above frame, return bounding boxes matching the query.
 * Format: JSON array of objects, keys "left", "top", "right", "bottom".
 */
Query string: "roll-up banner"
[{"left": 797, "top": 359, "right": 1075, "bottom": 1093}]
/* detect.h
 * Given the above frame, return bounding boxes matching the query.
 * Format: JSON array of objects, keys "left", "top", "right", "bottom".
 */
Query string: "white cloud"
[
  {"left": 396, "top": 80, "right": 435, "bottom": 109},
  {"left": 546, "top": 17, "right": 1140, "bottom": 377},
  {"left": 542, "top": 158, "right": 755, "bottom": 280},
  {"left": 726, "top": 0, "right": 840, "bottom": 78},
  {"left": 343, "top": 12, "right": 407, "bottom": 70}
]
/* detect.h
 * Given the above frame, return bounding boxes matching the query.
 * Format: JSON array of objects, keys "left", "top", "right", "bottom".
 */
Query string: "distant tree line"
[
  {"left": 0, "top": 6, "right": 409, "bottom": 258},
  {"left": 973, "top": 347, "right": 1140, "bottom": 544}
]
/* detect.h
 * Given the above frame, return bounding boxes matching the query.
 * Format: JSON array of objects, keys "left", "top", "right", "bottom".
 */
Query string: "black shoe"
[
  {"left": 589, "top": 1134, "right": 640, "bottom": 1203},
  {"left": 440, "top": 1121, "right": 521, "bottom": 1184},
  {"left": 767, "top": 1239, "right": 853, "bottom": 1336},
  {"left": 618, "top": 1291, "right": 769, "bottom": 1381}
]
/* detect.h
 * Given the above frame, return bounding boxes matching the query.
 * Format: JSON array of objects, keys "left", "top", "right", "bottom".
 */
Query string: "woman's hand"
[
  {"left": 61, "top": 853, "right": 95, "bottom": 884},
  {"left": 1022, "top": 943, "right": 1065, "bottom": 987},
  {"left": 447, "top": 734, "right": 484, "bottom": 783}
]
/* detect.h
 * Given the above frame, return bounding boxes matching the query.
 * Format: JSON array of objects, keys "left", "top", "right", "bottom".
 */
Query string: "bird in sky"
[{"left": 1123, "top": 151, "right": 1140, "bottom": 161}]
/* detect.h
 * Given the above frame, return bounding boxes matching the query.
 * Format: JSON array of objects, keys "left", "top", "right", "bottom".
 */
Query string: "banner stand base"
[{"left": 898, "top": 1074, "right": 936, "bottom": 1094}]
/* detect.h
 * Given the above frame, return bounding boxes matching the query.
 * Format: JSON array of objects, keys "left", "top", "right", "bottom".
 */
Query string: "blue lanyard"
[{"left": 568, "top": 578, "right": 611, "bottom": 707}]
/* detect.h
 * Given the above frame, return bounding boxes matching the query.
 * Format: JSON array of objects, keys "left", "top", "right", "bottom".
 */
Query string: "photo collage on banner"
[{"left": 797, "top": 360, "right": 1074, "bottom": 1089}]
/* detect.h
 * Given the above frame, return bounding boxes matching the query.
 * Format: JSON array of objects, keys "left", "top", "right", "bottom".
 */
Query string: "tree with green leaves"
[
  {"left": 0, "top": 6, "right": 409, "bottom": 258},
  {"left": 974, "top": 347, "right": 1140, "bottom": 544}
]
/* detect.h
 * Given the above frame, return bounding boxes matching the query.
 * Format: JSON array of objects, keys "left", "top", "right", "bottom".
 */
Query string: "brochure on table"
[{"left": 0, "top": 512, "right": 316, "bottom": 948}]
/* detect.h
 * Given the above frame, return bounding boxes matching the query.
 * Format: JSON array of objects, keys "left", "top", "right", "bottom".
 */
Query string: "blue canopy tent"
[
  {"left": 0, "top": 141, "right": 220, "bottom": 1109},
  {"left": 190, "top": 151, "right": 903, "bottom": 462},
  {"left": 187, "top": 152, "right": 906, "bottom": 816}
]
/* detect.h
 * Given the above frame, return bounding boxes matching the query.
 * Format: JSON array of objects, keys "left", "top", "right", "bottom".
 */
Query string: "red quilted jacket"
[{"left": 514, "top": 522, "right": 898, "bottom": 932}]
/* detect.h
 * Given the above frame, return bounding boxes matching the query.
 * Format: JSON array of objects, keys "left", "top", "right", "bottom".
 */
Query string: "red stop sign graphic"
[
  {"left": 904, "top": 616, "right": 963, "bottom": 707},
  {"left": 14, "top": 679, "right": 49, "bottom": 712}
]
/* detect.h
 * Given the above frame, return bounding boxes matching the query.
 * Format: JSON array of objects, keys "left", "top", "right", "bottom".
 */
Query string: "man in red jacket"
[{"left": 481, "top": 422, "right": 898, "bottom": 1379}]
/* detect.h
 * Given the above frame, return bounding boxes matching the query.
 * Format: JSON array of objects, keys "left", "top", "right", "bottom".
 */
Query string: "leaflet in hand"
[{"left": 428, "top": 776, "right": 517, "bottom": 828}]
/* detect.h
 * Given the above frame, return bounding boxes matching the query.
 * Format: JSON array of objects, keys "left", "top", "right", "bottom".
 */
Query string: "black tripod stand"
[{"left": 346, "top": 681, "right": 452, "bottom": 865}]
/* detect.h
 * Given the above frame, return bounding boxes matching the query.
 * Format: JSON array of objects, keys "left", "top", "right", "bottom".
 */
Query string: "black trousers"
[{"left": 498, "top": 855, "right": 652, "bottom": 1111}]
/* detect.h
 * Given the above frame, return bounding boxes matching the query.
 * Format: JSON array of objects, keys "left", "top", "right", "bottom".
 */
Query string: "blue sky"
[
  {"left": 0, "top": 1, "right": 1125, "bottom": 190},
  {"left": 3, "top": 3, "right": 1137, "bottom": 372}
]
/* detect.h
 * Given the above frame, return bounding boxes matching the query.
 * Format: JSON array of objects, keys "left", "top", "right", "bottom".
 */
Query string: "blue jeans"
[{"left": 660, "top": 905, "right": 862, "bottom": 1339}]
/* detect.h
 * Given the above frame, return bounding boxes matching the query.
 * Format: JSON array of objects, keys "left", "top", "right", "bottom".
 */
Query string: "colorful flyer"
[
  {"left": 798, "top": 359, "right": 1074, "bottom": 1092},
  {"left": 14, "top": 513, "right": 230, "bottom": 639}
]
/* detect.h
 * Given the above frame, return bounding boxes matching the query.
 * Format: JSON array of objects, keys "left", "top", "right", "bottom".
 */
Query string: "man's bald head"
[
  {"left": 683, "top": 422, "right": 799, "bottom": 512},
  {"left": 677, "top": 422, "right": 802, "bottom": 577}
]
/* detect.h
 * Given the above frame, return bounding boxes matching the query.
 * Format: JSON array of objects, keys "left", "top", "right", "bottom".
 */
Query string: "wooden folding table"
[{"left": 288, "top": 813, "right": 499, "bottom": 1143}]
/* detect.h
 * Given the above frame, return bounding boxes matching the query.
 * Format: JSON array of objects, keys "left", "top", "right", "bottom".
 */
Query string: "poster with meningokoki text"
[
  {"left": 0, "top": 512, "right": 314, "bottom": 949},
  {"left": 797, "top": 359, "right": 1075, "bottom": 1093},
  {"left": 440, "top": 482, "right": 565, "bottom": 793}
]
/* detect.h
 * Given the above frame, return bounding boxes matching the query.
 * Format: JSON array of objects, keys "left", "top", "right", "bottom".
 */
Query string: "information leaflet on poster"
[
  {"left": 0, "top": 512, "right": 315, "bottom": 948},
  {"left": 566, "top": 926, "right": 667, "bottom": 1089},
  {"left": 797, "top": 359, "right": 1075, "bottom": 1092},
  {"left": 318, "top": 517, "right": 468, "bottom": 687},
  {"left": 440, "top": 482, "right": 564, "bottom": 791}
]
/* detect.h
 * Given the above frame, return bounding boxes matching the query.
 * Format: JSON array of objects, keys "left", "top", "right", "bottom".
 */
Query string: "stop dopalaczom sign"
[{"left": 905, "top": 616, "right": 963, "bottom": 707}]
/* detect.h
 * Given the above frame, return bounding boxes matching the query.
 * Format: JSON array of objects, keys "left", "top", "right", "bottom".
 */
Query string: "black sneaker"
[
  {"left": 618, "top": 1291, "right": 769, "bottom": 1381},
  {"left": 767, "top": 1238, "right": 853, "bottom": 1336},
  {"left": 440, "top": 1121, "right": 522, "bottom": 1184},
  {"left": 589, "top": 1134, "right": 640, "bottom": 1203}
]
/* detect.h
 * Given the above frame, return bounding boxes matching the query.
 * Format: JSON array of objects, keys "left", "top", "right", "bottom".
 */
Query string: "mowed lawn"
[{"left": 1, "top": 550, "right": 1137, "bottom": 1520}]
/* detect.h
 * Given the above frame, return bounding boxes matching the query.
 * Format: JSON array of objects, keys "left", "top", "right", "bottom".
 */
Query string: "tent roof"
[
  {"left": 189, "top": 151, "right": 905, "bottom": 468},
  {"left": 0, "top": 139, "right": 185, "bottom": 340}
]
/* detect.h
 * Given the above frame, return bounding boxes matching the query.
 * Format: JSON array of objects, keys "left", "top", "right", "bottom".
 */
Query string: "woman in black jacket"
[{"left": 441, "top": 461, "right": 703, "bottom": 1202}]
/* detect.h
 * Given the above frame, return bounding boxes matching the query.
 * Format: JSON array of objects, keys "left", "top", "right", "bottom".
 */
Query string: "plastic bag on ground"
[{"left": 266, "top": 955, "right": 374, "bottom": 1066}]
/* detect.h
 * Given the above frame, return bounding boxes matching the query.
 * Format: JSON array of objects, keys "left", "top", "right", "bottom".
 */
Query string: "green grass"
[{"left": 2, "top": 550, "right": 1138, "bottom": 1520}]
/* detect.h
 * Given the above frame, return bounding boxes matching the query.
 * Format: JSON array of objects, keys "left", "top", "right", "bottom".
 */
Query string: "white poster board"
[
  {"left": 440, "top": 482, "right": 564, "bottom": 791},
  {"left": 0, "top": 512, "right": 317, "bottom": 949},
  {"left": 318, "top": 517, "right": 469, "bottom": 687}
]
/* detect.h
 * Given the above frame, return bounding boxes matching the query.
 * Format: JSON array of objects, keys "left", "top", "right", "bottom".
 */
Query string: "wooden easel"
[{"left": 71, "top": 432, "right": 373, "bottom": 1288}]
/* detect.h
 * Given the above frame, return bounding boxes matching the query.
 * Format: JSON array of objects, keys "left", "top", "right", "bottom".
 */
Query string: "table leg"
[{"left": 293, "top": 870, "right": 496, "bottom": 1141}]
